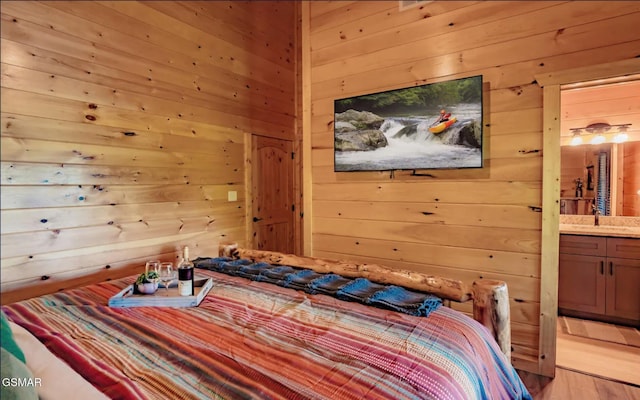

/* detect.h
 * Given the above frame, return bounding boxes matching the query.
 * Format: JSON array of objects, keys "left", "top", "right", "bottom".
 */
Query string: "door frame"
[
  {"left": 535, "top": 58, "right": 640, "bottom": 377},
  {"left": 244, "top": 132, "right": 253, "bottom": 249}
]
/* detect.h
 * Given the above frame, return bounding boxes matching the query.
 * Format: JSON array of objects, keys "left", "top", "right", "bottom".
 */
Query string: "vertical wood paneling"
[
  {"left": 305, "top": 0, "right": 640, "bottom": 375},
  {"left": 0, "top": 1, "right": 296, "bottom": 302},
  {"left": 539, "top": 83, "right": 561, "bottom": 377},
  {"left": 301, "top": 1, "right": 314, "bottom": 255}
]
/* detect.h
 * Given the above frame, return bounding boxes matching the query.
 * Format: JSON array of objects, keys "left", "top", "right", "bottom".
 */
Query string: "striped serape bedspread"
[{"left": 2, "top": 269, "right": 531, "bottom": 400}]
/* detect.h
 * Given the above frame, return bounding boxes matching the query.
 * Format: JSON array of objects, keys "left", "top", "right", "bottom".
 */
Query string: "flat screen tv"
[{"left": 334, "top": 75, "right": 483, "bottom": 172}]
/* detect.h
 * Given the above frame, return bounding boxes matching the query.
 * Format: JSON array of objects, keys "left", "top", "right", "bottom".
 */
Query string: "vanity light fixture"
[
  {"left": 612, "top": 124, "right": 630, "bottom": 143},
  {"left": 587, "top": 122, "right": 608, "bottom": 145},
  {"left": 585, "top": 122, "right": 611, "bottom": 136},
  {"left": 568, "top": 122, "right": 632, "bottom": 145},
  {"left": 569, "top": 128, "right": 583, "bottom": 146},
  {"left": 590, "top": 133, "right": 606, "bottom": 145}
]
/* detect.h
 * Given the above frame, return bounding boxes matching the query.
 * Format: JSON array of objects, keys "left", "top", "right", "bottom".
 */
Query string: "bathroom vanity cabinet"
[{"left": 558, "top": 234, "right": 640, "bottom": 325}]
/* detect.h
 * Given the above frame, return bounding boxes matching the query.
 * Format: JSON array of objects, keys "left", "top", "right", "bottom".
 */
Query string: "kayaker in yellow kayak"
[
  {"left": 434, "top": 109, "right": 451, "bottom": 125},
  {"left": 429, "top": 109, "right": 457, "bottom": 134}
]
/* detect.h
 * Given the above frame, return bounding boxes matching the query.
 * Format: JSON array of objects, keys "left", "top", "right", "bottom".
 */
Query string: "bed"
[{"left": 2, "top": 245, "right": 532, "bottom": 400}]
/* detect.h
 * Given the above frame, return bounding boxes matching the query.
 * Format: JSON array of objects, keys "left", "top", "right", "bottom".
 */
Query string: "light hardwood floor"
[
  {"left": 556, "top": 318, "right": 640, "bottom": 386},
  {"left": 520, "top": 367, "right": 640, "bottom": 399},
  {"left": 519, "top": 319, "right": 640, "bottom": 399}
]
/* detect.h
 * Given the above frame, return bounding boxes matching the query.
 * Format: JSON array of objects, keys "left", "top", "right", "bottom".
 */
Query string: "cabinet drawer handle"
[
  {"left": 609, "top": 262, "right": 613, "bottom": 276},
  {"left": 600, "top": 261, "right": 604, "bottom": 275}
]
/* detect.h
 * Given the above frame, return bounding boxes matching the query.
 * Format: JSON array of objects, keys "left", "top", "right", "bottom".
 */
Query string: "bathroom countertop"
[
  {"left": 560, "top": 197, "right": 594, "bottom": 201},
  {"left": 559, "top": 224, "right": 640, "bottom": 239}
]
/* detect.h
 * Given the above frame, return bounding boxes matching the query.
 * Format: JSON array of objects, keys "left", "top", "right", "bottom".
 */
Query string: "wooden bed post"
[
  {"left": 220, "top": 242, "right": 239, "bottom": 258},
  {"left": 472, "top": 280, "right": 511, "bottom": 360}
]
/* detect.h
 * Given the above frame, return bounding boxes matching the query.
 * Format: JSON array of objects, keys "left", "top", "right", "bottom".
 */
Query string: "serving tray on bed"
[{"left": 108, "top": 276, "right": 213, "bottom": 308}]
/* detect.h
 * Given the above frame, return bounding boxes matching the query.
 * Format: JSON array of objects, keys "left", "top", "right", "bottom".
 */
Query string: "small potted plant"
[{"left": 135, "top": 270, "right": 159, "bottom": 294}]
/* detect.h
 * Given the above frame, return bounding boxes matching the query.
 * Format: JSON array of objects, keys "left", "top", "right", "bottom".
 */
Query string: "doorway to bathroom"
[
  {"left": 540, "top": 60, "right": 640, "bottom": 384},
  {"left": 536, "top": 58, "right": 640, "bottom": 380}
]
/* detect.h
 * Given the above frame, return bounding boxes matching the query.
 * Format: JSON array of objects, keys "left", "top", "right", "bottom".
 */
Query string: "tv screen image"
[{"left": 334, "top": 75, "right": 483, "bottom": 172}]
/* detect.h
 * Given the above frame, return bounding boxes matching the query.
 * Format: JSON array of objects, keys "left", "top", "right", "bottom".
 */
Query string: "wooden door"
[
  {"left": 605, "top": 257, "right": 640, "bottom": 322},
  {"left": 252, "top": 135, "right": 295, "bottom": 253},
  {"left": 558, "top": 253, "right": 606, "bottom": 315}
]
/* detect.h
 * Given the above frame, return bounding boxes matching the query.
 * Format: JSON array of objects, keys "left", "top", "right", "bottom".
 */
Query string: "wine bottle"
[{"left": 178, "top": 246, "right": 195, "bottom": 296}]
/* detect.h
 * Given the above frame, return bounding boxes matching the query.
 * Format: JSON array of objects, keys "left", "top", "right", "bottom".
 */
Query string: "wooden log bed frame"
[{"left": 220, "top": 244, "right": 512, "bottom": 360}]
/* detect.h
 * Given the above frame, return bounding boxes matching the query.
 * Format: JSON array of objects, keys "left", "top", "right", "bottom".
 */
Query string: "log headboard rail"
[{"left": 219, "top": 244, "right": 511, "bottom": 360}]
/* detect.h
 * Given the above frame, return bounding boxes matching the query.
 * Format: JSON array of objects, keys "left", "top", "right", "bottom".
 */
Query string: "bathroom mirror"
[
  {"left": 560, "top": 141, "right": 639, "bottom": 216},
  {"left": 560, "top": 79, "right": 640, "bottom": 216}
]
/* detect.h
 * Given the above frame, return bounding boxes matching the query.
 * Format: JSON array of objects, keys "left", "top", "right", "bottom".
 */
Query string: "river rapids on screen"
[{"left": 335, "top": 104, "right": 482, "bottom": 171}]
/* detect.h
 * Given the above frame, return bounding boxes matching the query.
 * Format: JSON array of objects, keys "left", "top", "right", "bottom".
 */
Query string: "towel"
[
  {"left": 336, "top": 278, "right": 386, "bottom": 303},
  {"left": 285, "top": 270, "right": 325, "bottom": 291},
  {"left": 307, "top": 274, "right": 353, "bottom": 295},
  {"left": 193, "top": 257, "right": 232, "bottom": 272},
  {"left": 195, "top": 257, "right": 442, "bottom": 318},
  {"left": 236, "top": 262, "right": 271, "bottom": 280},
  {"left": 368, "top": 286, "right": 442, "bottom": 317},
  {"left": 217, "top": 259, "right": 255, "bottom": 276},
  {"left": 258, "top": 266, "right": 298, "bottom": 285},
  {"left": 227, "top": 259, "right": 255, "bottom": 266}
]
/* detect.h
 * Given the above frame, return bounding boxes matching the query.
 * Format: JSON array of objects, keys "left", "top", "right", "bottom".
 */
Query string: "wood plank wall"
[
  {"left": 305, "top": 0, "right": 640, "bottom": 374},
  {"left": 0, "top": 1, "right": 296, "bottom": 303}
]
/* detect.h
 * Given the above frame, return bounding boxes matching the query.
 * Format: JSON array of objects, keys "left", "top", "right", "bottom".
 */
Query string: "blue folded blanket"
[
  {"left": 258, "top": 266, "right": 298, "bottom": 285},
  {"left": 336, "top": 278, "right": 386, "bottom": 303},
  {"left": 368, "top": 286, "right": 442, "bottom": 317},
  {"left": 227, "top": 259, "right": 255, "bottom": 266},
  {"left": 307, "top": 274, "right": 352, "bottom": 295},
  {"left": 195, "top": 258, "right": 442, "bottom": 318},
  {"left": 236, "top": 262, "right": 271, "bottom": 279},
  {"left": 192, "top": 257, "right": 232, "bottom": 271},
  {"left": 285, "top": 270, "right": 325, "bottom": 291},
  {"left": 220, "top": 258, "right": 260, "bottom": 276}
]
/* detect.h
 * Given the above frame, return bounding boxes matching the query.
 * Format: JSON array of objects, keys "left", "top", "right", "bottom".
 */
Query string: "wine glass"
[
  {"left": 157, "top": 262, "right": 176, "bottom": 293},
  {"left": 145, "top": 260, "right": 160, "bottom": 278}
]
